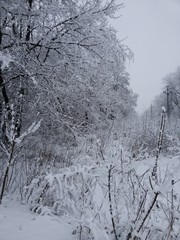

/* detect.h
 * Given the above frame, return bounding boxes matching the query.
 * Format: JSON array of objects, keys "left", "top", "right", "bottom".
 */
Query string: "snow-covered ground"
[
  {"left": 0, "top": 153, "right": 180, "bottom": 240},
  {"left": 0, "top": 199, "right": 75, "bottom": 240}
]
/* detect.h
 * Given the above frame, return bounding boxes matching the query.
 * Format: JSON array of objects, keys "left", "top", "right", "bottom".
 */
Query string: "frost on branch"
[{"left": 15, "top": 119, "right": 42, "bottom": 144}]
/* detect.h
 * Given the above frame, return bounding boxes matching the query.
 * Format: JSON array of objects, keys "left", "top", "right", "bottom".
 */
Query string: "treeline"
[{"left": 129, "top": 66, "right": 180, "bottom": 158}]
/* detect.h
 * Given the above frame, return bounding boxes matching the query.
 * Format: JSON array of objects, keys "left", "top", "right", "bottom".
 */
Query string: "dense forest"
[{"left": 0, "top": 1, "right": 180, "bottom": 240}]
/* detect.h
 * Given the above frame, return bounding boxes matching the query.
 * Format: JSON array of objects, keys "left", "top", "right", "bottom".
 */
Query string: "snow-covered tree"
[{"left": 1, "top": 0, "right": 136, "bottom": 146}]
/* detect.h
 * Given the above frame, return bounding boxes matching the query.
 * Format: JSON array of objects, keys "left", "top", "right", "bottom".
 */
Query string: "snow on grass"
[
  {"left": 0, "top": 199, "right": 75, "bottom": 240},
  {"left": 1, "top": 147, "right": 180, "bottom": 240}
]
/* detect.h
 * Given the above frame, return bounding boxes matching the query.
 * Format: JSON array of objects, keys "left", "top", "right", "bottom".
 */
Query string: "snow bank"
[{"left": 0, "top": 200, "right": 75, "bottom": 240}]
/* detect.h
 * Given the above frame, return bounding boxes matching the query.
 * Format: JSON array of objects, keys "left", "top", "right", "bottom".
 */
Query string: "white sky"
[{"left": 110, "top": 0, "right": 180, "bottom": 114}]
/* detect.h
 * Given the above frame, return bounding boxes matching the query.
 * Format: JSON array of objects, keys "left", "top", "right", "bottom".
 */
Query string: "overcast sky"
[{"left": 111, "top": 0, "right": 180, "bottom": 114}]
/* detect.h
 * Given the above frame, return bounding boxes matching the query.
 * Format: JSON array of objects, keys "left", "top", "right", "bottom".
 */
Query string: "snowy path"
[{"left": 0, "top": 200, "right": 75, "bottom": 240}]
